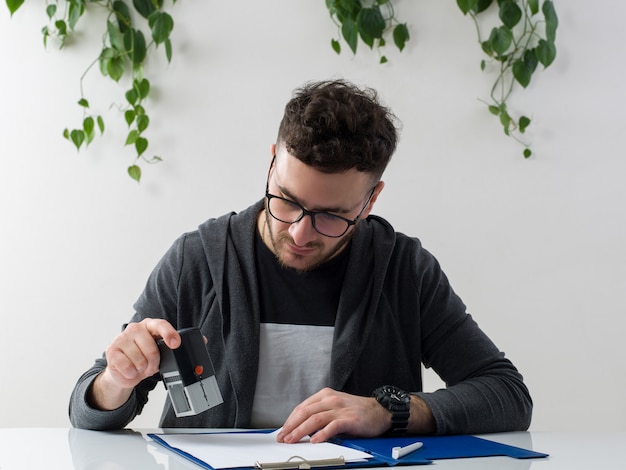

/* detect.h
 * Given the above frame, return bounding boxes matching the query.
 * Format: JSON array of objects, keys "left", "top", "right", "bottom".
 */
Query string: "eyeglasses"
[{"left": 264, "top": 157, "right": 375, "bottom": 238}]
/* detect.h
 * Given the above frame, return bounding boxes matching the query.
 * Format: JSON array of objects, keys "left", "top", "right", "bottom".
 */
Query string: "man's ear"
[
  {"left": 363, "top": 181, "right": 385, "bottom": 217},
  {"left": 270, "top": 143, "right": 276, "bottom": 157}
]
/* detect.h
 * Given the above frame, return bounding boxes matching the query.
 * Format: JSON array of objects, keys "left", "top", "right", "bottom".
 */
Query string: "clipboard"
[
  {"left": 149, "top": 430, "right": 376, "bottom": 470},
  {"left": 148, "top": 431, "right": 549, "bottom": 469}
]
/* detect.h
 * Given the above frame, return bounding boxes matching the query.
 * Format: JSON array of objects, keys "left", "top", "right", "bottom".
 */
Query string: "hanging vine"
[
  {"left": 325, "top": 0, "right": 410, "bottom": 63},
  {"left": 5, "top": 0, "right": 558, "bottom": 182},
  {"left": 7, "top": 0, "right": 176, "bottom": 182},
  {"left": 326, "top": 0, "right": 558, "bottom": 158}
]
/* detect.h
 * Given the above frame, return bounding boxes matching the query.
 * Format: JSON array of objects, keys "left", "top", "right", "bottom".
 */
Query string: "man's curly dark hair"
[{"left": 277, "top": 79, "right": 399, "bottom": 180}]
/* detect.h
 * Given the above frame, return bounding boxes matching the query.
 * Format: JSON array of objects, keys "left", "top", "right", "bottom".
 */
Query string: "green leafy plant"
[
  {"left": 326, "top": 0, "right": 558, "bottom": 158},
  {"left": 7, "top": 0, "right": 176, "bottom": 182},
  {"left": 459, "top": 0, "right": 558, "bottom": 158},
  {"left": 5, "top": 0, "right": 558, "bottom": 182},
  {"left": 326, "top": 0, "right": 410, "bottom": 64}
]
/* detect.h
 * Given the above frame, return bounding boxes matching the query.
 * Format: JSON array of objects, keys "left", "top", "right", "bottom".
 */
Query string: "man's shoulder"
[
  {"left": 197, "top": 200, "right": 264, "bottom": 233},
  {"left": 361, "top": 215, "right": 439, "bottom": 276},
  {"left": 363, "top": 214, "right": 423, "bottom": 250},
  {"left": 184, "top": 200, "right": 264, "bottom": 265}
]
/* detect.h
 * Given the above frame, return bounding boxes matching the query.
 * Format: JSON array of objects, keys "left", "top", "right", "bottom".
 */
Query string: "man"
[{"left": 69, "top": 79, "right": 532, "bottom": 441}]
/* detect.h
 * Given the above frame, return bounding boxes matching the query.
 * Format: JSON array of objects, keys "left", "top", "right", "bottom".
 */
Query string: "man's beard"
[{"left": 264, "top": 211, "right": 355, "bottom": 273}]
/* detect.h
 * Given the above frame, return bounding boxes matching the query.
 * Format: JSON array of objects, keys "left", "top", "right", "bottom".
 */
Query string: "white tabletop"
[{"left": 0, "top": 428, "right": 623, "bottom": 470}]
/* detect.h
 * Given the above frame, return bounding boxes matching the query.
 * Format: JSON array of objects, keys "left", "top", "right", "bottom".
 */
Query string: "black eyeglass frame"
[{"left": 264, "top": 156, "right": 376, "bottom": 238}]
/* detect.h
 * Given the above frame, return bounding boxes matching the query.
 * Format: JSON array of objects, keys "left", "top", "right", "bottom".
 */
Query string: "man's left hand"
[{"left": 276, "top": 387, "right": 390, "bottom": 444}]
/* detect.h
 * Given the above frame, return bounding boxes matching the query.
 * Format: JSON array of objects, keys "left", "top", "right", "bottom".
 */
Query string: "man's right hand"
[{"left": 88, "top": 318, "right": 180, "bottom": 411}]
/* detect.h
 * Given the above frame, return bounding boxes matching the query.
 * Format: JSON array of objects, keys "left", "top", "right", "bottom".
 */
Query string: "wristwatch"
[{"left": 372, "top": 385, "right": 410, "bottom": 435}]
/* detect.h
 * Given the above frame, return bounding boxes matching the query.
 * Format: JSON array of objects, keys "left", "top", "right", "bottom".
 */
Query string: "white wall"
[{"left": 1, "top": 1, "right": 624, "bottom": 431}]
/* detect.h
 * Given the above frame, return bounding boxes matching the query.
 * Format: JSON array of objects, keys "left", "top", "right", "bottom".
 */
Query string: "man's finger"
[{"left": 142, "top": 318, "right": 181, "bottom": 348}]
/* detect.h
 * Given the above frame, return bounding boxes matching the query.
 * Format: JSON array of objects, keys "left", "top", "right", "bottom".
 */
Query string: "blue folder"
[
  {"left": 333, "top": 435, "right": 549, "bottom": 466},
  {"left": 149, "top": 431, "right": 548, "bottom": 469}
]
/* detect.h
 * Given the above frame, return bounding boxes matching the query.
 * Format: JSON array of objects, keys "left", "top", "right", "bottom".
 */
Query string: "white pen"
[{"left": 391, "top": 441, "right": 424, "bottom": 459}]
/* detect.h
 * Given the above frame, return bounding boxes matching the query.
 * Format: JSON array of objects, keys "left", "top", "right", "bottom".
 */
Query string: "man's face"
[{"left": 260, "top": 150, "right": 382, "bottom": 272}]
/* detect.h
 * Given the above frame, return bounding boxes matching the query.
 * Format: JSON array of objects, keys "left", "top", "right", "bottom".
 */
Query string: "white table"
[{"left": 0, "top": 428, "right": 623, "bottom": 469}]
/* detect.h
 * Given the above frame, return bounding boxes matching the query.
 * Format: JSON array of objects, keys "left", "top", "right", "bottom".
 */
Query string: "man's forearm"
[{"left": 407, "top": 395, "right": 436, "bottom": 434}]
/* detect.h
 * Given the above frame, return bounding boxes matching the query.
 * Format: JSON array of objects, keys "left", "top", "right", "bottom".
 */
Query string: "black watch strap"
[{"left": 372, "top": 385, "right": 410, "bottom": 435}]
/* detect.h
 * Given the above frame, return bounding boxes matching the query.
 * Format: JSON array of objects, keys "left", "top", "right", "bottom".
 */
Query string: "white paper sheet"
[{"left": 153, "top": 430, "right": 371, "bottom": 469}]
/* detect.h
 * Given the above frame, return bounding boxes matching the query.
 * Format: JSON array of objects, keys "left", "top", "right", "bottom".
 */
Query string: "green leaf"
[
  {"left": 380, "top": 56, "right": 388, "bottom": 64},
  {"left": 359, "top": 30, "right": 374, "bottom": 49},
  {"left": 42, "top": 26, "right": 49, "bottom": 48},
  {"left": 83, "top": 116, "right": 95, "bottom": 144},
  {"left": 46, "top": 4, "right": 56, "bottom": 19},
  {"left": 523, "top": 148, "right": 532, "bottom": 158},
  {"left": 132, "top": 0, "right": 157, "bottom": 19},
  {"left": 63, "top": 128, "right": 69, "bottom": 140},
  {"left": 6, "top": 0, "right": 24, "bottom": 15},
  {"left": 357, "top": 6, "right": 385, "bottom": 39},
  {"left": 341, "top": 18, "right": 359, "bottom": 54},
  {"left": 136, "top": 114, "right": 149, "bottom": 132},
  {"left": 136, "top": 78, "right": 150, "bottom": 99},
  {"left": 55, "top": 20, "right": 67, "bottom": 37},
  {"left": 148, "top": 11, "right": 174, "bottom": 45},
  {"left": 326, "top": 0, "right": 339, "bottom": 17},
  {"left": 124, "top": 29, "right": 147, "bottom": 65},
  {"left": 499, "top": 1, "right": 522, "bottom": 29},
  {"left": 331, "top": 38, "right": 341, "bottom": 54},
  {"left": 457, "top": 0, "right": 492, "bottom": 14},
  {"left": 528, "top": 0, "right": 539, "bottom": 15},
  {"left": 535, "top": 38, "right": 557, "bottom": 67},
  {"left": 519, "top": 116, "right": 531, "bottom": 133},
  {"left": 500, "top": 111, "right": 511, "bottom": 136},
  {"left": 128, "top": 165, "right": 141, "bottom": 182},
  {"left": 512, "top": 49, "right": 538, "bottom": 88},
  {"left": 164, "top": 38, "right": 172, "bottom": 62},
  {"left": 475, "top": 0, "right": 493, "bottom": 13},
  {"left": 126, "top": 87, "right": 138, "bottom": 105},
  {"left": 135, "top": 137, "right": 148, "bottom": 156},
  {"left": 488, "top": 105, "right": 500, "bottom": 115},
  {"left": 107, "top": 20, "right": 125, "bottom": 53},
  {"left": 97, "top": 116, "right": 105, "bottom": 134},
  {"left": 332, "top": 0, "right": 360, "bottom": 22},
  {"left": 77, "top": 98, "right": 89, "bottom": 108},
  {"left": 70, "top": 129, "right": 85, "bottom": 150},
  {"left": 125, "top": 109, "right": 136, "bottom": 126},
  {"left": 107, "top": 56, "right": 126, "bottom": 82},
  {"left": 99, "top": 47, "right": 114, "bottom": 76},
  {"left": 456, "top": 0, "right": 477, "bottom": 15},
  {"left": 83, "top": 116, "right": 94, "bottom": 135},
  {"left": 113, "top": 0, "right": 132, "bottom": 33},
  {"left": 133, "top": 63, "right": 145, "bottom": 81},
  {"left": 543, "top": 0, "right": 558, "bottom": 43},
  {"left": 125, "top": 130, "right": 139, "bottom": 145},
  {"left": 480, "top": 59, "right": 486, "bottom": 71},
  {"left": 67, "top": 0, "right": 84, "bottom": 30},
  {"left": 481, "top": 39, "right": 493, "bottom": 57},
  {"left": 100, "top": 49, "right": 126, "bottom": 81},
  {"left": 393, "top": 24, "right": 410, "bottom": 52},
  {"left": 487, "top": 26, "right": 513, "bottom": 56}
]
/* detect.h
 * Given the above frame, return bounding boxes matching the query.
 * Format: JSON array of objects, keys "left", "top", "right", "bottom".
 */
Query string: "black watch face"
[{"left": 383, "top": 386, "right": 409, "bottom": 403}]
